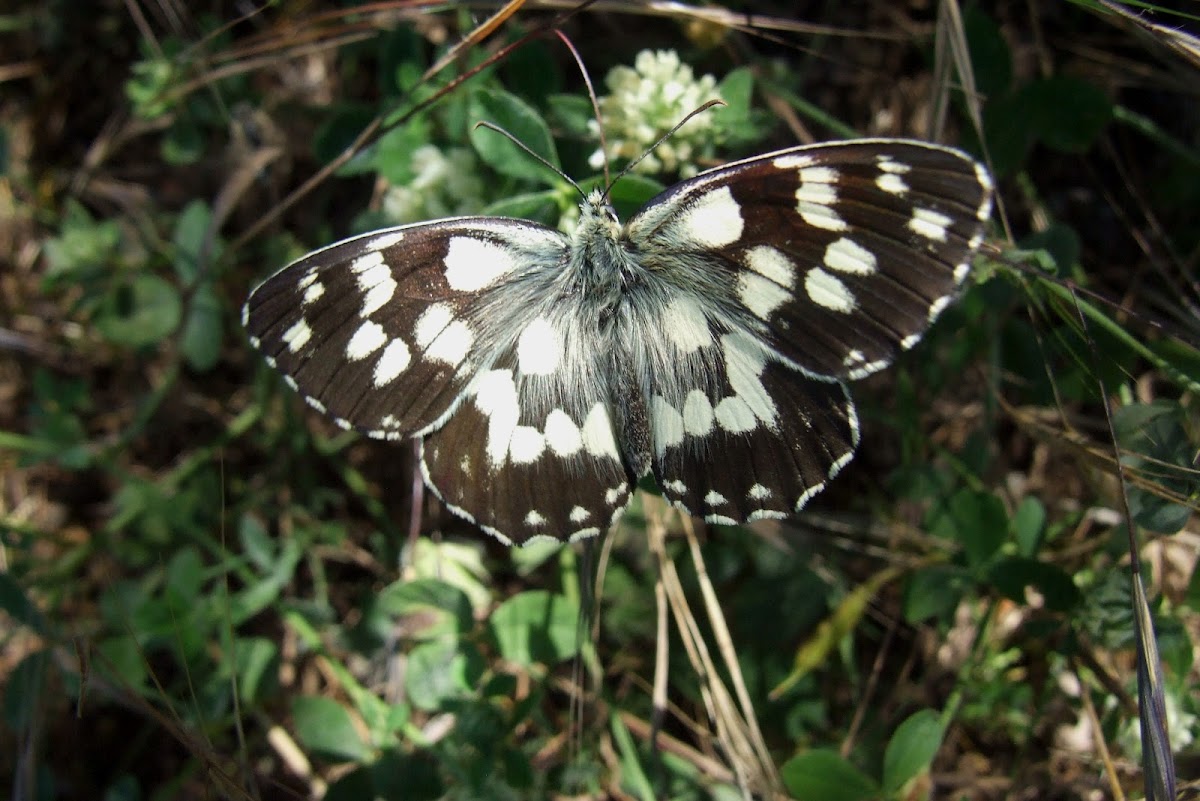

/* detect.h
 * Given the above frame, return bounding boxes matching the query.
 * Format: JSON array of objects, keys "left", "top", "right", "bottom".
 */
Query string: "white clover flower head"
[
  {"left": 382, "top": 145, "right": 485, "bottom": 224},
  {"left": 588, "top": 49, "right": 722, "bottom": 178}
]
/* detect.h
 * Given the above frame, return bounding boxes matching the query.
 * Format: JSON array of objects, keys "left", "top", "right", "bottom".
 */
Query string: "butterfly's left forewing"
[
  {"left": 626, "top": 139, "right": 992, "bottom": 521},
  {"left": 628, "top": 139, "right": 993, "bottom": 381}
]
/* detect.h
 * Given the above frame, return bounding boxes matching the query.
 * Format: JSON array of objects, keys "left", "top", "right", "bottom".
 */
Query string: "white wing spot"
[
  {"left": 373, "top": 338, "right": 411, "bottom": 386},
  {"left": 380, "top": 414, "right": 400, "bottom": 428},
  {"left": 352, "top": 253, "right": 397, "bottom": 317},
  {"left": 333, "top": 417, "right": 352, "bottom": 431},
  {"left": 748, "top": 484, "right": 772, "bottom": 500},
  {"left": 509, "top": 426, "right": 545, "bottom": 464},
  {"left": 677, "top": 186, "right": 744, "bottom": 248},
  {"left": 975, "top": 162, "right": 995, "bottom": 220},
  {"left": 569, "top": 506, "right": 591, "bottom": 524},
  {"left": 525, "top": 510, "right": 547, "bottom": 526},
  {"left": 544, "top": 409, "right": 583, "bottom": 456},
  {"left": 414, "top": 303, "right": 453, "bottom": 347},
  {"left": 302, "top": 281, "right": 325, "bottom": 306},
  {"left": 909, "top": 207, "right": 952, "bottom": 242},
  {"left": 772, "top": 153, "right": 814, "bottom": 169},
  {"left": 824, "top": 238, "right": 877, "bottom": 275},
  {"left": 876, "top": 173, "right": 909, "bottom": 195},
  {"left": 927, "top": 295, "right": 952, "bottom": 323},
  {"left": 283, "top": 374, "right": 297, "bottom": 391},
  {"left": 662, "top": 296, "right": 712, "bottom": 353},
  {"left": 516, "top": 316, "right": 561, "bottom": 376},
  {"left": 682, "top": 390, "right": 714, "bottom": 436},
  {"left": 795, "top": 482, "right": 826, "bottom": 510},
  {"left": 876, "top": 156, "right": 911, "bottom": 174},
  {"left": 721, "top": 332, "right": 778, "bottom": 426},
  {"left": 346, "top": 320, "right": 386, "bottom": 360},
  {"left": 605, "top": 484, "right": 627, "bottom": 505},
  {"left": 900, "top": 333, "right": 921, "bottom": 350},
  {"left": 415, "top": 303, "right": 473, "bottom": 365},
  {"left": 954, "top": 260, "right": 972, "bottom": 283},
  {"left": 704, "top": 490, "right": 727, "bottom": 506},
  {"left": 715, "top": 396, "right": 756, "bottom": 433},
  {"left": 473, "top": 369, "right": 520, "bottom": 467},
  {"left": 652, "top": 395, "right": 685, "bottom": 455},
  {"left": 365, "top": 230, "right": 406, "bottom": 251},
  {"left": 582, "top": 403, "right": 621, "bottom": 460},
  {"left": 444, "top": 236, "right": 518, "bottom": 291},
  {"left": 805, "top": 268, "right": 856, "bottom": 313},
  {"left": 796, "top": 166, "right": 847, "bottom": 232},
  {"left": 664, "top": 479, "right": 688, "bottom": 495},
  {"left": 305, "top": 396, "right": 326, "bottom": 415},
  {"left": 738, "top": 272, "right": 791, "bottom": 320},
  {"left": 283, "top": 319, "right": 312, "bottom": 353},
  {"left": 744, "top": 246, "right": 795, "bottom": 287},
  {"left": 829, "top": 448, "right": 855, "bottom": 478}
]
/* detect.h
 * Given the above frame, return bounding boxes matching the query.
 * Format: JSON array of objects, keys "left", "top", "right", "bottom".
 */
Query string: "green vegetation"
[{"left": 2, "top": 2, "right": 1198, "bottom": 799}]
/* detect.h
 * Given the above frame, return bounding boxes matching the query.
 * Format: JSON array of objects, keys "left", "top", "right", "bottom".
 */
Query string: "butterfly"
[{"left": 243, "top": 138, "right": 993, "bottom": 545}]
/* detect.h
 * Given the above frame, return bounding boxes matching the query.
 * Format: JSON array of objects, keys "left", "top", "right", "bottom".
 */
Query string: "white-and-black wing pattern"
[
  {"left": 244, "top": 218, "right": 570, "bottom": 439},
  {"left": 624, "top": 139, "right": 992, "bottom": 523},
  {"left": 628, "top": 139, "right": 994, "bottom": 380},
  {"left": 244, "top": 137, "right": 993, "bottom": 544}
]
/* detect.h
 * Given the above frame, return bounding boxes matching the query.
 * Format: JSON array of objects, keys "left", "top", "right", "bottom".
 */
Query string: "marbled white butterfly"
[{"left": 244, "top": 138, "right": 993, "bottom": 545}]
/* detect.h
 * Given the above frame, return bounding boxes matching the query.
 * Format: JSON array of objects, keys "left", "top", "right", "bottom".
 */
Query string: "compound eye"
[{"left": 603, "top": 205, "right": 619, "bottom": 225}]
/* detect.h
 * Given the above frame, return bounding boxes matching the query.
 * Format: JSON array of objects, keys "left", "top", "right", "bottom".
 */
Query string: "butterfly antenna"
[
  {"left": 555, "top": 30, "right": 611, "bottom": 190},
  {"left": 604, "top": 98, "right": 726, "bottom": 201},
  {"left": 473, "top": 120, "right": 586, "bottom": 200}
]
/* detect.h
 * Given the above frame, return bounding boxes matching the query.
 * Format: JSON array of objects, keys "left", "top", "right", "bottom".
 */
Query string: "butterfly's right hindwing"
[{"left": 244, "top": 218, "right": 569, "bottom": 439}]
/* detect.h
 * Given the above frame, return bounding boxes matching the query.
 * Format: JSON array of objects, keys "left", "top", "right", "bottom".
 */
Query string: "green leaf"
[
  {"left": 1021, "top": 223, "right": 1081, "bottom": 275},
  {"left": 882, "top": 708, "right": 945, "bottom": 794},
  {"left": 0, "top": 572, "right": 46, "bottom": 634},
  {"left": 314, "top": 105, "right": 376, "bottom": 168},
  {"left": 372, "top": 577, "right": 475, "bottom": 640},
  {"left": 988, "top": 556, "right": 1082, "bottom": 612},
  {"left": 547, "top": 92, "right": 595, "bottom": 137},
  {"left": 172, "top": 200, "right": 213, "bottom": 284},
  {"left": 780, "top": 749, "right": 879, "bottom": 801},
  {"left": 405, "top": 639, "right": 480, "bottom": 711},
  {"left": 239, "top": 513, "right": 276, "bottom": 570},
  {"left": 162, "top": 113, "right": 204, "bottom": 165},
  {"left": 1011, "top": 496, "right": 1046, "bottom": 557},
  {"left": 180, "top": 282, "right": 224, "bottom": 372},
  {"left": 230, "top": 637, "right": 278, "bottom": 704},
  {"left": 964, "top": 7, "right": 1012, "bottom": 97},
  {"left": 468, "top": 89, "right": 559, "bottom": 184},
  {"left": 4, "top": 652, "right": 49, "bottom": 732},
  {"left": 481, "top": 189, "right": 561, "bottom": 223},
  {"left": 982, "top": 91, "right": 1035, "bottom": 176},
  {"left": 95, "top": 274, "right": 182, "bottom": 348},
  {"left": 371, "top": 749, "right": 444, "bottom": 801},
  {"left": 1023, "top": 75, "right": 1113, "bottom": 153},
  {"left": 96, "top": 634, "right": 148, "bottom": 689},
  {"left": 904, "top": 564, "right": 970, "bottom": 623},
  {"left": 489, "top": 590, "right": 580, "bottom": 667},
  {"left": 292, "top": 695, "right": 370, "bottom": 762},
  {"left": 930, "top": 489, "right": 1008, "bottom": 569},
  {"left": 43, "top": 200, "right": 122, "bottom": 282},
  {"left": 715, "top": 67, "right": 755, "bottom": 140}
]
